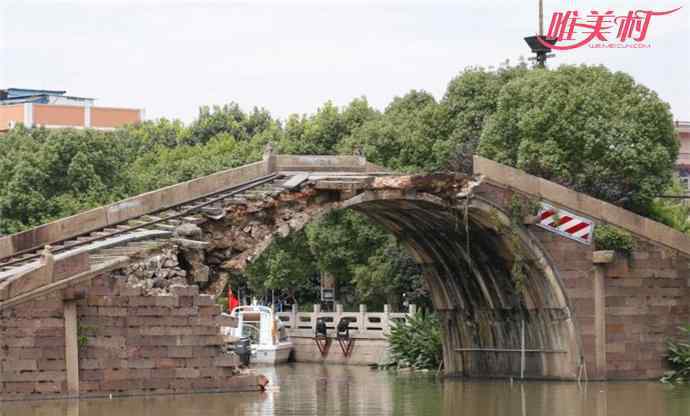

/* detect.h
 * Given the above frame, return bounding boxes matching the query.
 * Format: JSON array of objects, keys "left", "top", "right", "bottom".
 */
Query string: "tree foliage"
[
  {"left": 0, "top": 63, "right": 679, "bottom": 313},
  {"left": 478, "top": 65, "right": 678, "bottom": 215}
]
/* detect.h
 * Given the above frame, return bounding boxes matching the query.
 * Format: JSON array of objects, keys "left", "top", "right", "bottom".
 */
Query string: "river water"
[{"left": 2, "top": 364, "right": 689, "bottom": 416}]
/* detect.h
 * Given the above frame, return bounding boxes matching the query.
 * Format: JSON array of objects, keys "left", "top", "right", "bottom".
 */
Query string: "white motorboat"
[{"left": 226, "top": 305, "right": 292, "bottom": 365}]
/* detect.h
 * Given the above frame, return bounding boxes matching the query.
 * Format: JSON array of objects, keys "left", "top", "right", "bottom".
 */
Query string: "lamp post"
[{"left": 524, "top": 0, "right": 557, "bottom": 68}]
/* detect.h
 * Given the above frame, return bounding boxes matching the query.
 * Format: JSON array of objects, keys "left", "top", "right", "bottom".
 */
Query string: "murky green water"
[{"left": 2, "top": 364, "right": 690, "bottom": 415}]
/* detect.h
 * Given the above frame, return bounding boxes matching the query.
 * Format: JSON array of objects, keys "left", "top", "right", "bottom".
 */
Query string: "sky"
[{"left": 1, "top": 0, "right": 688, "bottom": 123}]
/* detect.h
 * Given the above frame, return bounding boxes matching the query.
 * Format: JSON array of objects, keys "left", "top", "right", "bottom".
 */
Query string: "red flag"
[{"left": 228, "top": 287, "right": 240, "bottom": 312}]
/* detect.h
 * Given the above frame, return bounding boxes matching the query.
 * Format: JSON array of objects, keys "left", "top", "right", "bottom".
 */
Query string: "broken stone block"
[{"left": 175, "top": 223, "right": 203, "bottom": 240}]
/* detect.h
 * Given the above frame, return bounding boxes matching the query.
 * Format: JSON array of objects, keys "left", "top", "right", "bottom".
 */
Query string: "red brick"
[
  {"left": 3, "top": 382, "right": 34, "bottom": 394},
  {"left": 170, "top": 285, "right": 199, "bottom": 297},
  {"left": 101, "top": 379, "right": 136, "bottom": 391},
  {"left": 192, "top": 378, "right": 219, "bottom": 390},
  {"left": 3, "top": 337, "right": 34, "bottom": 347},
  {"left": 213, "top": 356, "right": 239, "bottom": 367},
  {"left": 170, "top": 379, "right": 192, "bottom": 391},
  {"left": 129, "top": 297, "right": 159, "bottom": 307},
  {"left": 119, "top": 286, "right": 143, "bottom": 296},
  {"left": 128, "top": 359, "right": 155, "bottom": 369},
  {"left": 179, "top": 296, "right": 194, "bottom": 307},
  {"left": 79, "top": 359, "right": 101, "bottom": 370},
  {"left": 98, "top": 307, "right": 128, "bottom": 317},
  {"left": 170, "top": 307, "right": 198, "bottom": 316},
  {"left": 151, "top": 368, "right": 177, "bottom": 379},
  {"left": 79, "top": 381, "right": 100, "bottom": 392},
  {"left": 104, "top": 368, "right": 129, "bottom": 381},
  {"left": 199, "top": 305, "right": 221, "bottom": 317},
  {"left": 168, "top": 347, "right": 194, "bottom": 358},
  {"left": 185, "top": 357, "right": 212, "bottom": 368},
  {"left": 175, "top": 368, "right": 200, "bottom": 378},
  {"left": 155, "top": 296, "right": 178, "bottom": 307},
  {"left": 80, "top": 370, "right": 104, "bottom": 381},
  {"left": 194, "top": 295, "right": 215, "bottom": 306},
  {"left": 3, "top": 370, "right": 66, "bottom": 382},
  {"left": 34, "top": 381, "right": 63, "bottom": 393},
  {"left": 155, "top": 359, "right": 180, "bottom": 369},
  {"left": 141, "top": 378, "right": 171, "bottom": 390},
  {"left": 37, "top": 359, "right": 66, "bottom": 371},
  {"left": 2, "top": 360, "right": 37, "bottom": 372}
]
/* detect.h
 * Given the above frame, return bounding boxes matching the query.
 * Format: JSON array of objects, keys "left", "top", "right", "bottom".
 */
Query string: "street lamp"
[
  {"left": 524, "top": 35, "right": 557, "bottom": 68},
  {"left": 524, "top": 0, "right": 557, "bottom": 67}
]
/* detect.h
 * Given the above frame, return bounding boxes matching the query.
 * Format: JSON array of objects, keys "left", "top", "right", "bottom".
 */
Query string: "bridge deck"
[{"left": 0, "top": 155, "right": 390, "bottom": 306}]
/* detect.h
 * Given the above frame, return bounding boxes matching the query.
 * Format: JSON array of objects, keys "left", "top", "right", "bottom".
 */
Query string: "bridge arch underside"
[{"left": 348, "top": 194, "right": 581, "bottom": 380}]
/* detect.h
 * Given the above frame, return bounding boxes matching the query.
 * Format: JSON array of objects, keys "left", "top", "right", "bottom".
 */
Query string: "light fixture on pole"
[{"left": 524, "top": 0, "right": 557, "bottom": 67}]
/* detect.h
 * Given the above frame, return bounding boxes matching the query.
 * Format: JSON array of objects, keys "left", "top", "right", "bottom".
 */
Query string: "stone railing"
[{"left": 276, "top": 304, "right": 416, "bottom": 339}]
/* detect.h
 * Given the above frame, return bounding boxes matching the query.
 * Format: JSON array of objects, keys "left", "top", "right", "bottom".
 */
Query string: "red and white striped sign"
[{"left": 536, "top": 203, "right": 594, "bottom": 245}]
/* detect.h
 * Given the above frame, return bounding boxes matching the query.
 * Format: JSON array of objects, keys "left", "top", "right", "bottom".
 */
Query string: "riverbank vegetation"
[
  {"left": 0, "top": 63, "right": 682, "bottom": 309},
  {"left": 385, "top": 312, "right": 443, "bottom": 371},
  {"left": 661, "top": 325, "right": 690, "bottom": 384}
]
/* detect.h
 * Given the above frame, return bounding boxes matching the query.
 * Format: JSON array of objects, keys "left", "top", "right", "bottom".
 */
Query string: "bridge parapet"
[
  {"left": 0, "top": 155, "right": 388, "bottom": 263},
  {"left": 276, "top": 303, "right": 414, "bottom": 340},
  {"left": 474, "top": 155, "right": 690, "bottom": 255}
]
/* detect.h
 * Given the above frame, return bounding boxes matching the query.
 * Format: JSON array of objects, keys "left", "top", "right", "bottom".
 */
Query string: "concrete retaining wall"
[{"left": 290, "top": 336, "right": 389, "bottom": 366}]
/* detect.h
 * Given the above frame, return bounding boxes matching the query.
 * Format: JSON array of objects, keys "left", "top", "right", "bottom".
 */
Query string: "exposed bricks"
[{"left": 0, "top": 273, "right": 246, "bottom": 400}]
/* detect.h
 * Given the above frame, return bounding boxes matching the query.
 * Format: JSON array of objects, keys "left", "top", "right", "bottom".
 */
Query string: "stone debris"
[
  {"left": 174, "top": 223, "right": 203, "bottom": 239},
  {"left": 125, "top": 245, "right": 187, "bottom": 295}
]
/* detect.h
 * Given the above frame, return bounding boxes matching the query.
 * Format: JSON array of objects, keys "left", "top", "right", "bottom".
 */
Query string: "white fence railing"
[{"left": 276, "top": 304, "right": 416, "bottom": 339}]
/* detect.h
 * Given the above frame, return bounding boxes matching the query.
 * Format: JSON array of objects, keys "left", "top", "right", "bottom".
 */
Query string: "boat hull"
[{"left": 251, "top": 342, "right": 293, "bottom": 364}]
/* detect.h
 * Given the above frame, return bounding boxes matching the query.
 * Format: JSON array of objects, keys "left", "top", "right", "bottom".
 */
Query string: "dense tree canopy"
[
  {"left": 478, "top": 65, "right": 678, "bottom": 215},
  {"left": 0, "top": 63, "right": 680, "bottom": 308}
]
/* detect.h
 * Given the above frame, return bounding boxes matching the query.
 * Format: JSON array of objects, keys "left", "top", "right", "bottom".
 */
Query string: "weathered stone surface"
[
  {"left": 174, "top": 223, "right": 203, "bottom": 239},
  {"left": 0, "top": 273, "right": 245, "bottom": 400}
]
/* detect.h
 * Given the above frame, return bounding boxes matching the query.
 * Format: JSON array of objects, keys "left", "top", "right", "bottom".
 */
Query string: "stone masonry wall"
[
  {"left": 0, "top": 272, "right": 250, "bottom": 400},
  {"left": 478, "top": 181, "right": 690, "bottom": 379},
  {"left": 603, "top": 240, "right": 690, "bottom": 379}
]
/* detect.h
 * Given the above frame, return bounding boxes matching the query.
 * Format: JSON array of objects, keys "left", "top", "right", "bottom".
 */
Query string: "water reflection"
[{"left": 1, "top": 364, "right": 689, "bottom": 416}]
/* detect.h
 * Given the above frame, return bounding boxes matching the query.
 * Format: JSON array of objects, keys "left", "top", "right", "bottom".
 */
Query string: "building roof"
[
  {"left": 0, "top": 88, "right": 94, "bottom": 106},
  {"left": 1, "top": 88, "right": 68, "bottom": 99}
]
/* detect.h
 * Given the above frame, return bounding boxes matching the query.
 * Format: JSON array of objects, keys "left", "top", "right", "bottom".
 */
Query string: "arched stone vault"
[
  {"left": 343, "top": 192, "right": 581, "bottom": 379},
  {"left": 199, "top": 174, "right": 582, "bottom": 379}
]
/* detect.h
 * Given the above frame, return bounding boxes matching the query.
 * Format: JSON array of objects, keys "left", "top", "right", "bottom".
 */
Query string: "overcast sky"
[{"left": 1, "top": 0, "right": 688, "bottom": 123}]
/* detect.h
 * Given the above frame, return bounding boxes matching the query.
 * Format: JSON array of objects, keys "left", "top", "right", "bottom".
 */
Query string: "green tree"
[
  {"left": 351, "top": 239, "right": 426, "bottom": 310},
  {"left": 0, "top": 127, "right": 135, "bottom": 233},
  {"left": 478, "top": 65, "right": 678, "bottom": 215},
  {"left": 245, "top": 231, "right": 319, "bottom": 305},
  {"left": 340, "top": 90, "right": 445, "bottom": 171},
  {"left": 281, "top": 98, "right": 378, "bottom": 155},
  {"left": 436, "top": 63, "right": 529, "bottom": 170}
]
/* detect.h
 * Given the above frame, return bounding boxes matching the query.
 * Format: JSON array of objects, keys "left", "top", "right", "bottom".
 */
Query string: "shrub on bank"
[
  {"left": 593, "top": 224, "right": 635, "bottom": 255},
  {"left": 661, "top": 324, "right": 690, "bottom": 384},
  {"left": 385, "top": 312, "right": 443, "bottom": 371}
]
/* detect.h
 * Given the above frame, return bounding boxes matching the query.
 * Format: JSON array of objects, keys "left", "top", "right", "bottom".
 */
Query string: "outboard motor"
[
  {"left": 336, "top": 317, "right": 350, "bottom": 339},
  {"left": 336, "top": 317, "right": 354, "bottom": 357},
  {"left": 234, "top": 337, "right": 251, "bottom": 366},
  {"left": 315, "top": 318, "right": 328, "bottom": 338},
  {"left": 314, "top": 317, "right": 330, "bottom": 357}
]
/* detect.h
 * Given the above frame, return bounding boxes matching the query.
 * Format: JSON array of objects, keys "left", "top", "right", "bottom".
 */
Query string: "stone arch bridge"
[{"left": 1, "top": 152, "right": 689, "bottom": 398}]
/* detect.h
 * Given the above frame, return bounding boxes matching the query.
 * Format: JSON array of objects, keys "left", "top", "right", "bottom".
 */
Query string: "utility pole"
[{"left": 539, "top": 0, "right": 544, "bottom": 36}]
